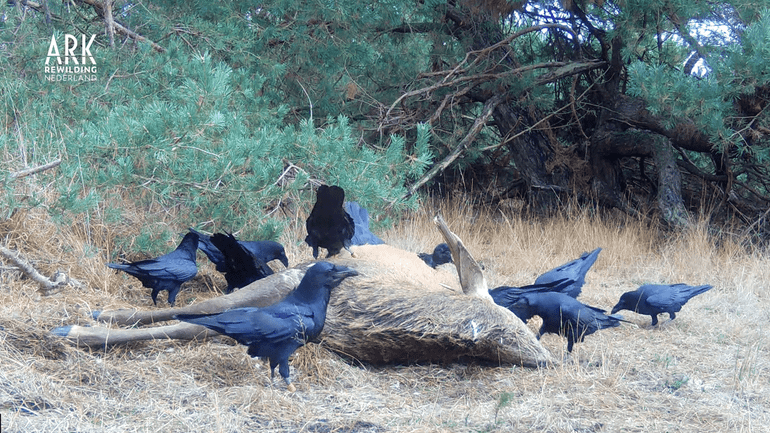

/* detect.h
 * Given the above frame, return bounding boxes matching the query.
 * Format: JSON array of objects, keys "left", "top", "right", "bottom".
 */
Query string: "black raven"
[
  {"left": 209, "top": 233, "right": 275, "bottom": 293},
  {"left": 305, "top": 185, "right": 355, "bottom": 258},
  {"left": 418, "top": 243, "right": 453, "bottom": 268},
  {"left": 611, "top": 283, "right": 713, "bottom": 326},
  {"left": 513, "top": 291, "right": 625, "bottom": 352},
  {"left": 344, "top": 201, "right": 385, "bottom": 246},
  {"left": 189, "top": 228, "right": 289, "bottom": 273},
  {"left": 489, "top": 278, "right": 576, "bottom": 321},
  {"left": 107, "top": 231, "right": 199, "bottom": 306},
  {"left": 175, "top": 262, "right": 358, "bottom": 391},
  {"left": 534, "top": 247, "right": 602, "bottom": 298}
]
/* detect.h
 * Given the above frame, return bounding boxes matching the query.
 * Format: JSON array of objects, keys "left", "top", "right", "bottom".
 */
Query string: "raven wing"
[
  {"left": 189, "top": 228, "right": 227, "bottom": 271},
  {"left": 534, "top": 247, "right": 601, "bottom": 298},
  {"left": 184, "top": 305, "right": 317, "bottom": 347},
  {"left": 489, "top": 278, "right": 574, "bottom": 308},
  {"left": 345, "top": 201, "right": 385, "bottom": 246},
  {"left": 108, "top": 258, "right": 197, "bottom": 281},
  {"left": 645, "top": 284, "right": 712, "bottom": 309}
]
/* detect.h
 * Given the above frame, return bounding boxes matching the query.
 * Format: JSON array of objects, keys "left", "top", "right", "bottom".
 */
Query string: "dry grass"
[{"left": 1, "top": 198, "right": 769, "bottom": 432}]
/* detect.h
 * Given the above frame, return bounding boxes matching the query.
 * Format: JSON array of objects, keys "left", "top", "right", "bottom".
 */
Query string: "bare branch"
[
  {"left": 25, "top": 0, "right": 166, "bottom": 52},
  {"left": 397, "top": 93, "right": 505, "bottom": 202},
  {"left": 0, "top": 245, "right": 70, "bottom": 295},
  {"left": 6, "top": 159, "right": 61, "bottom": 181}
]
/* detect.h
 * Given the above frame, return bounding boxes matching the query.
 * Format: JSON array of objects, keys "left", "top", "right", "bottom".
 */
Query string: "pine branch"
[
  {"left": 78, "top": 0, "right": 166, "bottom": 52},
  {"left": 397, "top": 93, "right": 505, "bottom": 202},
  {"left": 384, "top": 59, "right": 605, "bottom": 125},
  {"left": 24, "top": 0, "right": 165, "bottom": 52}
]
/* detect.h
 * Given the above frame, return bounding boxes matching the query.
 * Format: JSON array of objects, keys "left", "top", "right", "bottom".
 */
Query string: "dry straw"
[{"left": 1, "top": 198, "right": 768, "bottom": 432}]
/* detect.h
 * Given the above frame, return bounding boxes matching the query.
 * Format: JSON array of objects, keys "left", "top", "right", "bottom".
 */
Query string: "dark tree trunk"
[
  {"left": 437, "top": 3, "right": 577, "bottom": 210},
  {"left": 493, "top": 104, "right": 570, "bottom": 210},
  {"left": 651, "top": 135, "right": 690, "bottom": 226},
  {"left": 588, "top": 130, "right": 631, "bottom": 211},
  {"left": 587, "top": 89, "right": 694, "bottom": 223}
]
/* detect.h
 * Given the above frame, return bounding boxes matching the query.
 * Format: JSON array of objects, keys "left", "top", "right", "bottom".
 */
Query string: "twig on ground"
[
  {"left": 6, "top": 159, "right": 61, "bottom": 181},
  {"left": 0, "top": 245, "right": 70, "bottom": 295}
]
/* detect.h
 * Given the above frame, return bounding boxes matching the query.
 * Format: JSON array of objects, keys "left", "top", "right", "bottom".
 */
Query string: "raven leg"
[
  {"left": 167, "top": 286, "right": 181, "bottom": 307},
  {"left": 650, "top": 315, "right": 659, "bottom": 326},
  {"left": 151, "top": 288, "right": 161, "bottom": 305},
  {"left": 278, "top": 360, "right": 296, "bottom": 392}
]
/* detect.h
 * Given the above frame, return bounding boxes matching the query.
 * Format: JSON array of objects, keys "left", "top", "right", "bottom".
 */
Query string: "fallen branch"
[
  {"left": 0, "top": 245, "right": 70, "bottom": 295},
  {"left": 6, "top": 159, "right": 61, "bottom": 181}
]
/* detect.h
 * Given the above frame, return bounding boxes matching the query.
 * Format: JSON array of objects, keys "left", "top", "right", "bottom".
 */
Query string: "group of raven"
[
  {"left": 107, "top": 229, "right": 289, "bottom": 306},
  {"left": 106, "top": 184, "right": 713, "bottom": 390},
  {"left": 488, "top": 248, "right": 712, "bottom": 353}
]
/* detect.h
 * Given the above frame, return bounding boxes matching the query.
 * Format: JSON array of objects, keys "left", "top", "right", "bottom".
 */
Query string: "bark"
[
  {"left": 588, "top": 93, "right": 704, "bottom": 218},
  {"left": 651, "top": 135, "right": 690, "bottom": 226},
  {"left": 494, "top": 103, "right": 569, "bottom": 209},
  {"left": 589, "top": 130, "right": 635, "bottom": 210}
]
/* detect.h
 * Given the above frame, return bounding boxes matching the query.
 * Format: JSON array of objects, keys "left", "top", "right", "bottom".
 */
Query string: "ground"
[{"left": 0, "top": 202, "right": 767, "bottom": 432}]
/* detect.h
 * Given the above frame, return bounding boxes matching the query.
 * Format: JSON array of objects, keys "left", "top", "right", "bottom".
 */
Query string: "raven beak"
[
  {"left": 330, "top": 265, "right": 359, "bottom": 284},
  {"left": 280, "top": 255, "right": 290, "bottom": 268}
]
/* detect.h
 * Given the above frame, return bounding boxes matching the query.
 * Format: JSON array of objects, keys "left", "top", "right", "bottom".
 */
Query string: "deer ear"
[{"left": 433, "top": 212, "right": 492, "bottom": 302}]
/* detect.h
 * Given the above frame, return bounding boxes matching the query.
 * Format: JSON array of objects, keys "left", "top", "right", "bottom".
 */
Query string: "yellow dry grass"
[{"left": 1, "top": 197, "right": 769, "bottom": 432}]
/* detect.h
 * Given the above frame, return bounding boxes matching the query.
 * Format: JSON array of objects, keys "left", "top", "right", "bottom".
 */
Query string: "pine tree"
[{"left": 3, "top": 0, "right": 770, "bottom": 240}]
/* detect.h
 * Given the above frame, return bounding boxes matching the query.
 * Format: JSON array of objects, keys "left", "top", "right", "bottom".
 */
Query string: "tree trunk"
[
  {"left": 494, "top": 103, "right": 570, "bottom": 210},
  {"left": 651, "top": 135, "right": 690, "bottom": 226},
  {"left": 588, "top": 129, "right": 630, "bottom": 211}
]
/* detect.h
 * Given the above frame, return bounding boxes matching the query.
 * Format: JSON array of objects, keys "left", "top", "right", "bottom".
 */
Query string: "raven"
[
  {"left": 209, "top": 233, "right": 275, "bottom": 293},
  {"left": 305, "top": 185, "right": 355, "bottom": 258},
  {"left": 513, "top": 291, "right": 624, "bottom": 352},
  {"left": 418, "top": 243, "right": 453, "bottom": 268},
  {"left": 175, "top": 262, "right": 358, "bottom": 391},
  {"left": 611, "top": 283, "right": 713, "bottom": 326},
  {"left": 489, "top": 278, "right": 576, "bottom": 321},
  {"left": 535, "top": 247, "right": 602, "bottom": 298},
  {"left": 107, "top": 231, "right": 199, "bottom": 306},
  {"left": 189, "top": 228, "right": 289, "bottom": 273},
  {"left": 344, "top": 201, "right": 385, "bottom": 246}
]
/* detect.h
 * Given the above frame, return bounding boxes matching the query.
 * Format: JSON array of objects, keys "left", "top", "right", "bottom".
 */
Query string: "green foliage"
[
  {"left": 6, "top": 0, "right": 770, "bottom": 250},
  {"left": 626, "top": 62, "right": 733, "bottom": 138},
  {"left": 664, "top": 374, "right": 690, "bottom": 392},
  {"left": 627, "top": 8, "right": 770, "bottom": 154},
  {"left": 495, "top": 391, "right": 515, "bottom": 414},
  {"left": 0, "top": 1, "right": 432, "bottom": 255}
]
